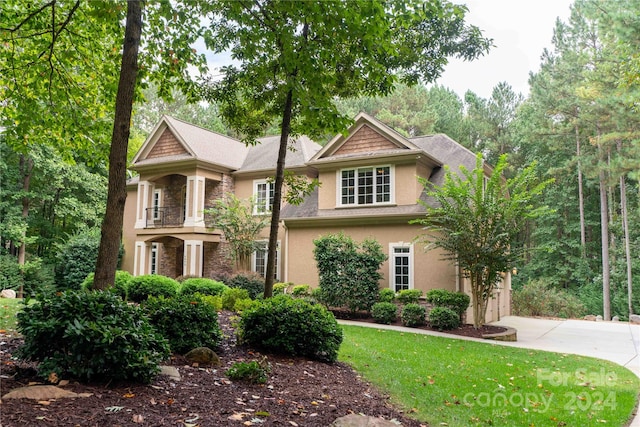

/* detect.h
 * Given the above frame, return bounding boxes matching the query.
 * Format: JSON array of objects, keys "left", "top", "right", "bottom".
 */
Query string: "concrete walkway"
[{"left": 339, "top": 316, "right": 640, "bottom": 426}]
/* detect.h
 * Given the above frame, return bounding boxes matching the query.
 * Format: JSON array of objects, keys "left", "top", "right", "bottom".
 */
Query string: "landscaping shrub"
[
  {"left": 291, "top": 284, "right": 311, "bottom": 297},
  {"left": 429, "top": 306, "right": 460, "bottom": 330},
  {"left": 238, "top": 295, "right": 343, "bottom": 362},
  {"left": 144, "top": 295, "right": 223, "bottom": 354},
  {"left": 513, "top": 279, "right": 586, "bottom": 318},
  {"left": 197, "top": 294, "right": 223, "bottom": 311},
  {"left": 401, "top": 303, "right": 426, "bottom": 327},
  {"left": 273, "top": 282, "right": 291, "bottom": 295},
  {"left": 233, "top": 298, "right": 257, "bottom": 313},
  {"left": 227, "top": 272, "right": 264, "bottom": 299},
  {"left": 127, "top": 274, "right": 179, "bottom": 303},
  {"left": 81, "top": 270, "right": 132, "bottom": 299},
  {"left": 311, "top": 287, "right": 326, "bottom": 304},
  {"left": 0, "top": 255, "right": 54, "bottom": 297},
  {"left": 425, "top": 289, "right": 470, "bottom": 320},
  {"left": 397, "top": 289, "right": 422, "bottom": 305},
  {"left": 222, "top": 287, "right": 250, "bottom": 310},
  {"left": 314, "top": 233, "right": 387, "bottom": 313},
  {"left": 226, "top": 360, "right": 269, "bottom": 384},
  {"left": 371, "top": 302, "right": 398, "bottom": 324},
  {"left": 378, "top": 288, "right": 396, "bottom": 303},
  {"left": 180, "top": 278, "right": 228, "bottom": 297},
  {"left": 16, "top": 291, "right": 169, "bottom": 383}
]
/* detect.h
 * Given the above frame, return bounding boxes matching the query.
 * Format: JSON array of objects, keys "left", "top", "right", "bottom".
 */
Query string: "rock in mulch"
[
  {"left": 159, "top": 365, "right": 181, "bottom": 381},
  {"left": 184, "top": 347, "right": 221, "bottom": 366},
  {"left": 331, "top": 414, "right": 402, "bottom": 427},
  {"left": 630, "top": 314, "right": 640, "bottom": 324},
  {"left": 2, "top": 385, "right": 92, "bottom": 400}
]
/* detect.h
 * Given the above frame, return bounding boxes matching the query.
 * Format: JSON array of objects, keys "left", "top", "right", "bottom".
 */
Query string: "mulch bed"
[{"left": 0, "top": 311, "right": 504, "bottom": 426}]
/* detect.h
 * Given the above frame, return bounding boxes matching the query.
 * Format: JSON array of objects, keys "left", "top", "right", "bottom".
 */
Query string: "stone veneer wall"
[{"left": 203, "top": 173, "right": 235, "bottom": 277}]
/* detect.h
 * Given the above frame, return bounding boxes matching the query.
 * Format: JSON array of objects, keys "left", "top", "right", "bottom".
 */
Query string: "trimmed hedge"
[
  {"left": 401, "top": 303, "right": 426, "bottom": 327},
  {"left": 429, "top": 306, "right": 460, "bottom": 330},
  {"left": 81, "top": 270, "right": 132, "bottom": 299},
  {"left": 180, "top": 278, "right": 228, "bottom": 297},
  {"left": 425, "top": 289, "right": 470, "bottom": 319},
  {"left": 397, "top": 289, "right": 422, "bottom": 305},
  {"left": 371, "top": 302, "right": 398, "bottom": 324},
  {"left": 239, "top": 295, "right": 343, "bottom": 362},
  {"left": 127, "top": 275, "right": 179, "bottom": 303},
  {"left": 378, "top": 288, "right": 396, "bottom": 303}
]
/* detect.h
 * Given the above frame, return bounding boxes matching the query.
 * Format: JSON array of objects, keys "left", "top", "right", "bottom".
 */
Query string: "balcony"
[{"left": 145, "top": 207, "right": 216, "bottom": 229}]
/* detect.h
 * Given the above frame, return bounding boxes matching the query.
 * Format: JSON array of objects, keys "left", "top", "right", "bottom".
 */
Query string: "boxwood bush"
[
  {"left": 401, "top": 303, "right": 426, "bottom": 327},
  {"left": 371, "top": 302, "right": 398, "bottom": 324},
  {"left": 128, "top": 274, "right": 179, "bottom": 303},
  {"left": 144, "top": 295, "right": 223, "bottom": 354},
  {"left": 238, "top": 295, "right": 343, "bottom": 362},
  {"left": 180, "top": 278, "right": 228, "bottom": 297},
  {"left": 81, "top": 270, "right": 132, "bottom": 299},
  {"left": 378, "top": 288, "right": 396, "bottom": 303},
  {"left": 429, "top": 306, "right": 460, "bottom": 330},
  {"left": 16, "top": 291, "right": 169, "bottom": 383},
  {"left": 397, "top": 289, "right": 422, "bottom": 305},
  {"left": 425, "top": 289, "right": 470, "bottom": 320}
]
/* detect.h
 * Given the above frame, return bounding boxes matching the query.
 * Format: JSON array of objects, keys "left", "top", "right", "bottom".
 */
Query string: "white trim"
[
  {"left": 152, "top": 188, "right": 162, "bottom": 221},
  {"left": 184, "top": 175, "right": 205, "bottom": 227},
  {"left": 134, "top": 241, "right": 146, "bottom": 276},
  {"left": 135, "top": 181, "right": 151, "bottom": 229},
  {"left": 388, "top": 242, "right": 414, "bottom": 292},
  {"left": 337, "top": 164, "right": 394, "bottom": 207},
  {"left": 253, "top": 179, "right": 275, "bottom": 215},
  {"left": 149, "top": 243, "right": 159, "bottom": 274}
]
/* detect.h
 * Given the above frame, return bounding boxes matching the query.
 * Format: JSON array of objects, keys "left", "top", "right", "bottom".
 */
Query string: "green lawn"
[
  {"left": 339, "top": 325, "right": 640, "bottom": 427},
  {"left": 0, "top": 298, "right": 25, "bottom": 336}
]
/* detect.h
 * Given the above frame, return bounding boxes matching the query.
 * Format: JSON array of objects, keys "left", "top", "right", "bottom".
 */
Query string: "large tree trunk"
[
  {"left": 575, "top": 125, "right": 586, "bottom": 255},
  {"left": 93, "top": 0, "right": 142, "bottom": 290},
  {"left": 598, "top": 169, "right": 611, "bottom": 320},
  {"left": 17, "top": 155, "right": 33, "bottom": 298},
  {"left": 263, "top": 88, "right": 294, "bottom": 298}
]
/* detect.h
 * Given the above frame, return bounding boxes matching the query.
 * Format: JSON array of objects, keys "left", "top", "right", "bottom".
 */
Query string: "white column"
[
  {"left": 135, "top": 181, "right": 151, "bottom": 229},
  {"left": 183, "top": 175, "right": 205, "bottom": 227},
  {"left": 133, "top": 241, "right": 147, "bottom": 276},
  {"left": 183, "top": 240, "right": 203, "bottom": 277}
]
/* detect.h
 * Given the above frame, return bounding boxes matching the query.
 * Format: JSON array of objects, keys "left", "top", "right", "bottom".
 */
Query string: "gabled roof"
[
  {"left": 238, "top": 135, "right": 321, "bottom": 173},
  {"left": 308, "top": 112, "right": 441, "bottom": 167},
  {"left": 132, "top": 115, "right": 249, "bottom": 171}
]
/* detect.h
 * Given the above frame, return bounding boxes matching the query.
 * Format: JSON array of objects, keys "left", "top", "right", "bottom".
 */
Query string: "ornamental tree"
[
  {"left": 412, "top": 154, "right": 552, "bottom": 328},
  {"left": 199, "top": 0, "right": 491, "bottom": 297}
]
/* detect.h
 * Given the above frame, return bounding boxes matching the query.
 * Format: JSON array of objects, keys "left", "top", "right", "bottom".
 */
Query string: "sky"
[{"left": 436, "top": 0, "right": 574, "bottom": 99}]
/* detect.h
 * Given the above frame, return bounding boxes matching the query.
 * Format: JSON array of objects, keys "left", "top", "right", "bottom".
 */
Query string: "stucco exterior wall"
[
  {"left": 284, "top": 223, "right": 456, "bottom": 292},
  {"left": 121, "top": 185, "right": 138, "bottom": 274}
]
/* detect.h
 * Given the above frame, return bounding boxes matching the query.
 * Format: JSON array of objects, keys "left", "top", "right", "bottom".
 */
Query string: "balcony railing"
[{"left": 145, "top": 207, "right": 216, "bottom": 229}]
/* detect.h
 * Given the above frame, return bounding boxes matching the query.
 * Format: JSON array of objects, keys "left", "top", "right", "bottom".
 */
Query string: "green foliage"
[
  {"left": 371, "top": 302, "right": 398, "bottom": 325},
  {"left": 313, "top": 233, "right": 387, "bottom": 313},
  {"left": 273, "top": 282, "right": 290, "bottom": 295},
  {"left": 512, "top": 279, "right": 586, "bottom": 319},
  {"left": 127, "top": 275, "right": 179, "bottom": 303},
  {"left": 401, "top": 303, "right": 426, "bottom": 327},
  {"left": 196, "top": 294, "right": 223, "bottom": 312},
  {"left": 205, "top": 193, "right": 269, "bottom": 271},
  {"left": 0, "top": 255, "right": 21, "bottom": 290},
  {"left": 291, "top": 284, "right": 311, "bottom": 297},
  {"left": 16, "top": 291, "right": 169, "bottom": 383},
  {"left": 412, "top": 153, "right": 553, "bottom": 327},
  {"left": 425, "top": 289, "right": 470, "bottom": 319},
  {"left": 239, "top": 295, "right": 343, "bottom": 363},
  {"left": 144, "top": 295, "right": 223, "bottom": 355},
  {"left": 233, "top": 298, "right": 257, "bottom": 313},
  {"left": 396, "top": 289, "right": 422, "bottom": 305},
  {"left": 428, "top": 306, "right": 460, "bottom": 330},
  {"left": 81, "top": 270, "right": 132, "bottom": 299},
  {"left": 180, "top": 278, "right": 228, "bottom": 297},
  {"left": 0, "top": 255, "right": 54, "bottom": 297},
  {"left": 222, "top": 287, "right": 251, "bottom": 311},
  {"left": 227, "top": 272, "right": 265, "bottom": 300},
  {"left": 378, "top": 288, "right": 396, "bottom": 303},
  {"left": 226, "top": 360, "right": 269, "bottom": 384},
  {"left": 54, "top": 228, "right": 101, "bottom": 291}
]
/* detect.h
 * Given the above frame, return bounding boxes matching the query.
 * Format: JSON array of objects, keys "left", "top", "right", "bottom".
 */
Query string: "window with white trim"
[
  {"left": 389, "top": 243, "right": 413, "bottom": 292},
  {"left": 152, "top": 189, "right": 162, "bottom": 220},
  {"left": 340, "top": 166, "right": 392, "bottom": 206},
  {"left": 252, "top": 241, "right": 280, "bottom": 280},
  {"left": 150, "top": 243, "right": 159, "bottom": 275},
  {"left": 254, "top": 180, "right": 275, "bottom": 214}
]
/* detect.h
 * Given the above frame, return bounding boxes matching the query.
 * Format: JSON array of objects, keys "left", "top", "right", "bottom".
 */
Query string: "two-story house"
[{"left": 121, "top": 113, "right": 510, "bottom": 322}]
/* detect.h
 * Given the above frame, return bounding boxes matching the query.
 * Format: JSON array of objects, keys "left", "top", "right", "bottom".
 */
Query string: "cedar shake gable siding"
[
  {"left": 333, "top": 124, "right": 404, "bottom": 157},
  {"left": 146, "top": 128, "right": 189, "bottom": 159}
]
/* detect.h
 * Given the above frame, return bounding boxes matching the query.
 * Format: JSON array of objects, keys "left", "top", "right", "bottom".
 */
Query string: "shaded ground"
[{"left": 0, "top": 311, "right": 503, "bottom": 426}]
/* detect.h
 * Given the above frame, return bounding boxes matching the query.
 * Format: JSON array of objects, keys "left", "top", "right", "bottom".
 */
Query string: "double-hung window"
[
  {"left": 252, "top": 241, "right": 280, "bottom": 280},
  {"left": 389, "top": 243, "right": 413, "bottom": 292},
  {"left": 340, "top": 166, "right": 392, "bottom": 206},
  {"left": 254, "top": 180, "right": 275, "bottom": 214},
  {"left": 150, "top": 243, "right": 159, "bottom": 275},
  {"left": 152, "top": 189, "right": 162, "bottom": 221}
]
